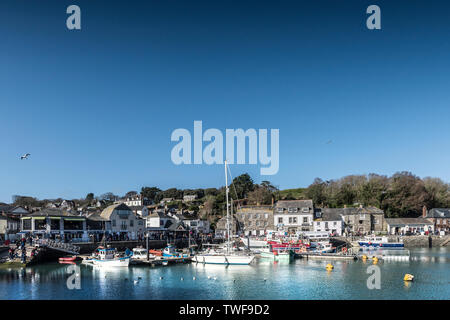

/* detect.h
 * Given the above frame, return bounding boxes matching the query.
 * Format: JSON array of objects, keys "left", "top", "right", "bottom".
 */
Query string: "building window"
[
  {"left": 303, "top": 217, "right": 308, "bottom": 223},
  {"left": 278, "top": 217, "right": 283, "bottom": 224},
  {"left": 112, "top": 220, "right": 116, "bottom": 227},
  {"left": 277, "top": 208, "right": 284, "bottom": 213},
  {"left": 293, "top": 217, "right": 297, "bottom": 224},
  {"left": 130, "top": 220, "right": 134, "bottom": 227},
  {"left": 288, "top": 208, "right": 298, "bottom": 213},
  {"left": 264, "top": 213, "right": 268, "bottom": 219}
]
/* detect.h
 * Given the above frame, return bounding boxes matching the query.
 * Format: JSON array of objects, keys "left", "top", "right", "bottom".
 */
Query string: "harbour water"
[{"left": 0, "top": 248, "right": 449, "bottom": 300}]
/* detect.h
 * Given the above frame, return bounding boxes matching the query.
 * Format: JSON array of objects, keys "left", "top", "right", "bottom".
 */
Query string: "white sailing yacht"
[{"left": 193, "top": 161, "right": 255, "bottom": 265}]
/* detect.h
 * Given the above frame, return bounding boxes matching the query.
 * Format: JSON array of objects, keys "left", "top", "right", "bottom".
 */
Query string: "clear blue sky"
[{"left": 1, "top": 0, "right": 449, "bottom": 203}]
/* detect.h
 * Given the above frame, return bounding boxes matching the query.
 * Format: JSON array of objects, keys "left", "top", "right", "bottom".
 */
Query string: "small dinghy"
[{"left": 59, "top": 256, "right": 77, "bottom": 262}]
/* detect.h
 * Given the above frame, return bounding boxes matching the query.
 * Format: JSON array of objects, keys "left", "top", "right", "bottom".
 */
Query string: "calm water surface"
[{"left": 0, "top": 248, "right": 449, "bottom": 300}]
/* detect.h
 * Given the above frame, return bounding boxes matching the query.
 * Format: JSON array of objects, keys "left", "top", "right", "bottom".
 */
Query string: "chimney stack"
[{"left": 422, "top": 205, "right": 427, "bottom": 218}]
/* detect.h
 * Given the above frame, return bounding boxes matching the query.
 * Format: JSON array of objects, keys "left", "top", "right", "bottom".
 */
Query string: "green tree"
[{"left": 141, "top": 187, "right": 161, "bottom": 202}]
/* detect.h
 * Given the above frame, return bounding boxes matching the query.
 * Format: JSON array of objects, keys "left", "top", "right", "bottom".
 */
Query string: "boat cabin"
[{"left": 96, "top": 247, "right": 117, "bottom": 260}]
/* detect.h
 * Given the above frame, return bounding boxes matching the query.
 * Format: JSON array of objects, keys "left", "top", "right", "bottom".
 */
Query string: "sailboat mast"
[{"left": 225, "top": 160, "right": 230, "bottom": 255}]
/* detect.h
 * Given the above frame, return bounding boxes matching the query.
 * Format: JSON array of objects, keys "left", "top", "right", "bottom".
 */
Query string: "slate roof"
[
  {"left": 275, "top": 200, "right": 313, "bottom": 209},
  {"left": 28, "top": 208, "right": 81, "bottom": 217},
  {"left": 320, "top": 207, "right": 383, "bottom": 216},
  {"left": 385, "top": 218, "right": 434, "bottom": 225},
  {"left": 427, "top": 208, "right": 450, "bottom": 218},
  {"left": 319, "top": 209, "right": 344, "bottom": 221}
]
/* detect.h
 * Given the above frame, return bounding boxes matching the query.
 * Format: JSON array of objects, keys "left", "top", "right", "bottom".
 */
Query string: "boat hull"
[
  {"left": 193, "top": 254, "right": 255, "bottom": 265},
  {"left": 358, "top": 242, "right": 404, "bottom": 248},
  {"left": 260, "top": 251, "right": 293, "bottom": 262},
  {"left": 87, "top": 257, "right": 130, "bottom": 267}
]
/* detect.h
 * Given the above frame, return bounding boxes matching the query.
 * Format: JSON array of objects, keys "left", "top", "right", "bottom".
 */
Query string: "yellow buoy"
[
  {"left": 372, "top": 256, "right": 379, "bottom": 263},
  {"left": 326, "top": 263, "right": 334, "bottom": 270},
  {"left": 362, "top": 255, "right": 367, "bottom": 260},
  {"left": 404, "top": 274, "right": 414, "bottom": 281}
]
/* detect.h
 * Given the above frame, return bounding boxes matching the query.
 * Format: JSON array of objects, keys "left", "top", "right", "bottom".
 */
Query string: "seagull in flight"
[{"left": 20, "top": 153, "right": 31, "bottom": 160}]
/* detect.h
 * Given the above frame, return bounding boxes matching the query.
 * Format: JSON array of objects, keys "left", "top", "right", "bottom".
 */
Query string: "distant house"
[
  {"left": 100, "top": 203, "right": 145, "bottom": 239},
  {"left": 128, "top": 205, "right": 149, "bottom": 218},
  {"left": 183, "top": 195, "right": 197, "bottom": 202},
  {"left": 273, "top": 200, "right": 314, "bottom": 233},
  {"left": 236, "top": 205, "right": 274, "bottom": 236},
  {"left": 385, "top": 218, "right": 434, "bottom": 235},
  {"left": 425, "top": 208, "right": 450, "bottom": 233},
  {"left": 160, "top": 198, "right": 174, "bottom": 204},
  {"left": 124, "top": 194, "right": 152, "bottom": 207},
  {"left": 60, "top": 200, "right": 76, "bottom": 210},
  {"left": 313, "top": 209, "right": 344, "bottom": 236},
  {"left": 0, "top": 205, "right": 29, "bottom": 241}
]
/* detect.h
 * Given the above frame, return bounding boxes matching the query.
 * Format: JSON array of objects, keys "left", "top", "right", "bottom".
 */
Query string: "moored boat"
[
  {"left": 358, "top": 236, "right": 404, "bottom": 248},
  {"left": 83, "top": 247, "right": 130, "bottom": 267}
]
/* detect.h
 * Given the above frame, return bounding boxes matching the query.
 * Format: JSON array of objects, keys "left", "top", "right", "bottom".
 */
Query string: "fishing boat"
[
  {"left": 131, "top": 248, "right": 156, "bottom": 261},
  {"left": 193, "top": 161, "right": 255, "bottom": 265},
  {"left": 83, "top": 247, "right": 130, "bottom": 267},
  {"left": 358, "top": 236, "right": 404, "bottom": 248},
  {"left": 162, "top": 244, "right": 189, "bottom": 258}
]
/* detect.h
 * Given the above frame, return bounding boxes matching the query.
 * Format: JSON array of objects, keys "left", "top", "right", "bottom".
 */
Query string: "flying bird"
[{"left": 20, "top": 153, "right": 31, "bottom": 160}]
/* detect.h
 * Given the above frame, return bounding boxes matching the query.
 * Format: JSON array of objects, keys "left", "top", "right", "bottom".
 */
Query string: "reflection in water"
[{"left": 0, "top": 248, "right": 449, "bottom": 300}]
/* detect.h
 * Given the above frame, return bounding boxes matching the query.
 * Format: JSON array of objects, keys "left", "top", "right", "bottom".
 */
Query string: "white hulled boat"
[
  {"left": 83, "top": 247, "right": 130, "bottom": 267},
  {"left": 193, "top": 161, "right": 255, "bottom": 265}
]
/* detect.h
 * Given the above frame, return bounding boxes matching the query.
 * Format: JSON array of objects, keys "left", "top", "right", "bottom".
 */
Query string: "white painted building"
[
  {"left": 100, "top": 203, "right": 145, "bottom": 239},
  {"left": 273, "top": 200, "right": 314, "bottom": 233},
  {"left": 385, "top": 218, "right": 434, "bottom": 235},
  {"left": 146, "top": 212, "right": 174, "bottom": 229},
  {"left": 183, "top": 219, "right": 211, "bottom": 234}
]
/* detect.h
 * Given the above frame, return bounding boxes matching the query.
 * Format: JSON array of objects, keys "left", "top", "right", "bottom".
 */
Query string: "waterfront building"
[
  {"left": 273, "top": 200, "right": 314, "bottom": 234},
  {"left": 85, "top": 212, "right": 110, "bottom": 241},
  {"left": 20, "top": 208, "right": 88, "bottom": 242},
  {"left": 0, "top": 206, "right": 29, "bottom": 241},
  {"left": 385, "top": 218, "right": 434, "bottom": 235},
  {"left": 146, "top": 211, "right": 175, "bottom": 229},
  {"left": 215, "top": 214, "right": 243, "bottom": 238},
  {"left": 100, "top": 203, "right": 145, "bottom": 240},
  {"left": 313, "top": 209, "right": 344, "bottom": 236},
  {"left": 334, "top": 206, "right": 386, "bottom": 235},
  {"left": 425, "top": 208, "right": 450, "bottom": 233},
  {"left": 236, "top": 205, "right": 274, "bottom": 236},
  {"left": 182, "top": 218, "right": 211, "bottom": 234}
]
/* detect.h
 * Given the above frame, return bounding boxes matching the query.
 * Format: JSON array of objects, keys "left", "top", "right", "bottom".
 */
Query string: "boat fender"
[
  {"left": 404, "top": 274, "right": 414, "bottom": 281},
  {"left": 326, "top": 263, "right": 334, "bottom": 270}
]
